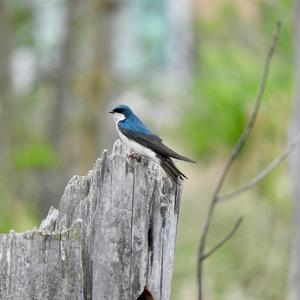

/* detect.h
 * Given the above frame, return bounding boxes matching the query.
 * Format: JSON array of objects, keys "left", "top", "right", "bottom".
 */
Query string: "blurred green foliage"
[
  {"left": 171, "top": 1, "right": 295, "bottom": 299},
  {"left": 9, "top": 1, "right": 34, "bottom": 46},
  {"left": 181, "top": 1, "right": 293, "bottom": 159},
  {"left": 0, "top": 174, "right": 38, "bottom": 233},
  {"left": 12, "top": 143, "right": 58, "bottom": 170}
]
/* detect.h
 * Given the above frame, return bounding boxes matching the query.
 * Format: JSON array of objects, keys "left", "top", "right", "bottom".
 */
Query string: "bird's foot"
[{"left": 128, "top": 152, "right": 142, "bottom": 162}]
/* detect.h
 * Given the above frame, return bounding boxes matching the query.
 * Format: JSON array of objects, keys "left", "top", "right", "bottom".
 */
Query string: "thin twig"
[
  {"left": 200, "top": 217, "right": 243, "bottom": 261},
  {"left": 218, "top": 132, "right": 300, "bottom": 201},
  {"left": 197, "top": 21, "right": 281, "bottom": 300}
]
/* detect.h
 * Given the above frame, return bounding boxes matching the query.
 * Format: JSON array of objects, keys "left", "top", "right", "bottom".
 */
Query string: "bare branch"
[
  {"left": 200, "top": 217, "right": 243, "bottom": 261},
  {"left": 213, "top": 21, "right": 282, "bottom": 200},
  {"left": 197, "top": 21, "right": 281, "bottom": 300},
  {"left": 218, "top": 132, "right": 300, "bottom": 201}
]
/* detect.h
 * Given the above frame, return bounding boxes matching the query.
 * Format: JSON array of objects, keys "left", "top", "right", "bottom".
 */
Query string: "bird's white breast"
[{"left": 117, "top": 128, "right": 158, "bottom": 163}]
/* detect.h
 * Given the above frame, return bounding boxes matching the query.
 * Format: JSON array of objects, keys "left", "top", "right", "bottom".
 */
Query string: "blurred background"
[{"left": 0, "top": 0, "right": 299, "bottom": 299}]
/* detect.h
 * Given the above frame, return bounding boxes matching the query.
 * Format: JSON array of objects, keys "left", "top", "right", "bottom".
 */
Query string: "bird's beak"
[{"left": 108, "top": 111, "right": 114, "bottom": 114}]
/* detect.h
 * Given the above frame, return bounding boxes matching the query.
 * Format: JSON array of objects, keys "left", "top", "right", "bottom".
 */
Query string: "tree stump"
[{"left": 0, "top": 140, "right": 182, "bottom": 300}]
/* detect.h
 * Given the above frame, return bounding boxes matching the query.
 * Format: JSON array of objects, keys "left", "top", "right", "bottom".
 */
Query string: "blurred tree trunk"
[
  {"left": 77, "top": 0, "right": 121, "bottom": 172},
  {"left": 290, "top": 1, "right": 300, "bottom": 299},
  {"left": 38, "top": 0, "right": 79, "bottom": 216},
  {"left": 0, "top": 1, "right": 14, "bottom": 208},
  {"left": 50, "top": 0, "right": 78, "bottom": 150},
  {"left": 0, "top": 1, "right": 13, "bottom": 173}
]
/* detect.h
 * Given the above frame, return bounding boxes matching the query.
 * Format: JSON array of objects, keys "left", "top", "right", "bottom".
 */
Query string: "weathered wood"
[{"left": 0, "top": 140, "right": 182, "bottom": 300}]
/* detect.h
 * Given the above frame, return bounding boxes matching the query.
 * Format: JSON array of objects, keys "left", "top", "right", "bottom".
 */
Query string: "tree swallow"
[{"left": 109, "top": 104, "right": 195, "bottom": 184}]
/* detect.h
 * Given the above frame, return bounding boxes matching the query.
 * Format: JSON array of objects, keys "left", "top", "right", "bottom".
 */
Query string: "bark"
[{"left": 0, "top": 140, "right": 182, "bottom": 300}]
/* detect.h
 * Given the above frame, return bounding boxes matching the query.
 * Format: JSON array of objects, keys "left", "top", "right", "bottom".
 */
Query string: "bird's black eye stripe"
[{"left": 113, "top": 108, "right": 123, "bottom": 114}]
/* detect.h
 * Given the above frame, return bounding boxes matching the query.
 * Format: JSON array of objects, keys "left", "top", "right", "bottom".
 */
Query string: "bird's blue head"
[
  {"left": 109, "top": 104, "right": 132, "bottom": 116},
  {"left": 109, "top": 104, "right": 133, "bottom": 123}
]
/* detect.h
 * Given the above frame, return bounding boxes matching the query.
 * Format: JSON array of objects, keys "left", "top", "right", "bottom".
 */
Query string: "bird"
[{"left": 109, "top": 104, "right": 195, "bottom": 184}]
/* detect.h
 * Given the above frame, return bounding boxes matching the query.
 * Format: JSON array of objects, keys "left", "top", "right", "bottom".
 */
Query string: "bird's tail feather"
[
  {"left": 161, "top": 143, "right": 196, "bottom": 163},
  {"left": 169, "top": 152, "right": 196, "bottom": 163},
  {"left": 160, "top": 157, "right": 187, "bottom": 184}
]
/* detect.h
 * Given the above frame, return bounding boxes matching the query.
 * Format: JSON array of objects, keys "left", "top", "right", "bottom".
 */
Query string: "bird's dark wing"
[
  {"left": 121, "top": 128, "right": 196, "bottom": 163},
  {"left": 159, "top": 155, "right": 187, "bottom": 184}
]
